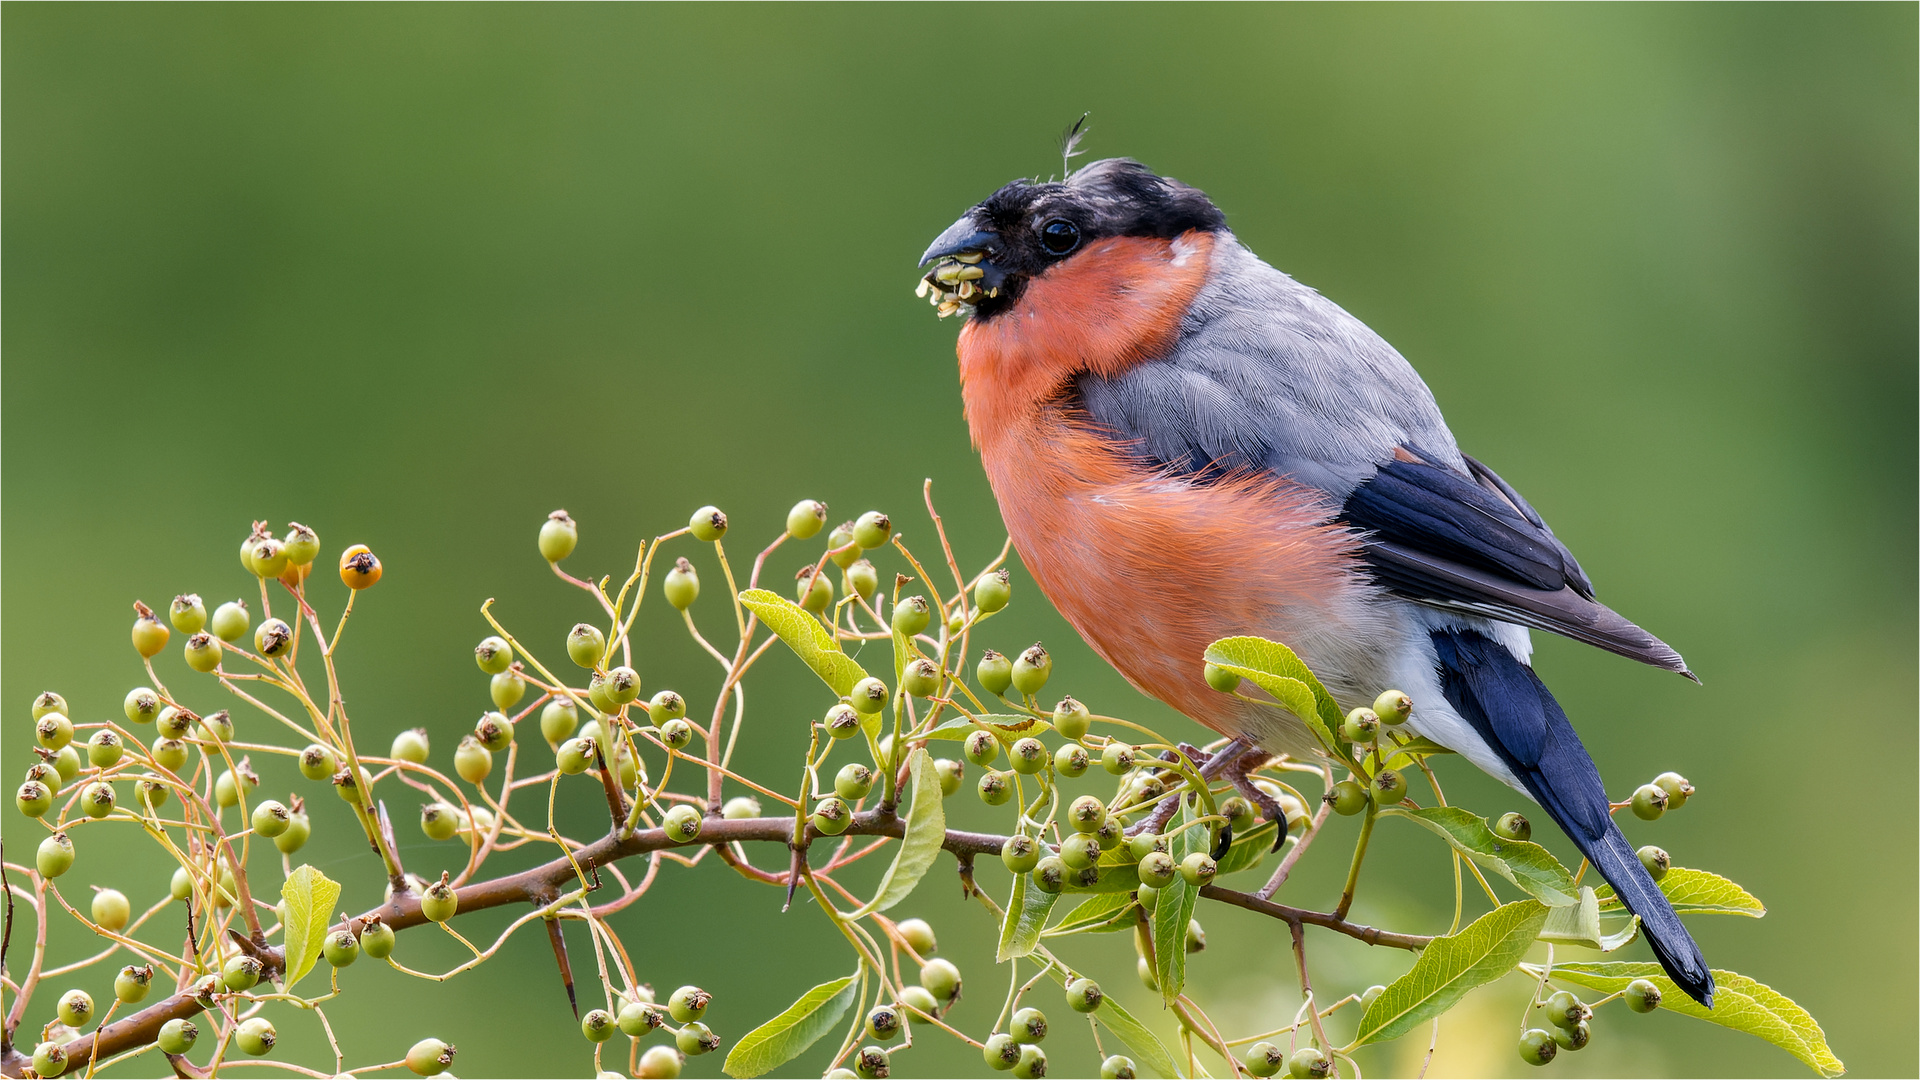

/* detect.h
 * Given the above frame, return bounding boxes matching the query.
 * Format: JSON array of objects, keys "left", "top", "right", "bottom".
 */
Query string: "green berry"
[
  {"left": 252, "top": 800, "right": 291, "bottom": 838},
  {"left": 974, "top": 568, "right": 1011, "bottom": 613},
  {"left": 892, "top": 596, "right": 930, "bottom": 636},
  {"left": 581, "top": 1008, "right": 618, "bottom": 1042},
  {"left": 827, "top": 522, "right": 861, "bottom": 568},
  {"left": 1100, "top": 1054, "right": 1137, "bottom": 1079},
  {"left": 539, "top": 699, "right": 579, "bottom": 746},
  {"left": 80, "top": 780, "right": 114, "bottom": 819},
  {"left": 211, "top": 600, "right": 250, "bottom": 642},
  {"left": 421, "top": 803, "right": 459, "bottom": 841},
  {"left": 1287, "top": 1047, "right": 1331, "bottom": 1078},
  {"left": 115, "top": 962, "right": 153, "bottom": 1004},
  {"left": 637, "top": 1044, "right": 683, "bottom": 1078},
  {"left": 676, "top": 1021, "right": 720, "bottom": 1057},
  {"left": 1068, "top": 795, "right": 1108, "bottom": 834},
  {"left": 405, "top": 1036, "right": 457, "bottom": 1076},
  {"left": 324, "top": 928, "right": 360, "bottom": 967},
  {"left": 664, "top": 803, "right": 705, "bottom": 842},
  {"left": 1372, "top": 769, "right": 1407, "bottom": 805},
  {"left": 1137, "top": 850, "right": 1177, "bottom": 888},
  {"left": 1493, "top": 811, "right": 1533, "bottom": 841},
  {"left": 168, "top": 594, "right": 208, "bottom": 636},
  {"left": 658, "top": 717, "right": 694, "bottom": 750},
  {"left": 1187, "top": 918, "right": 1209, "bottom": 954},
  {"left": 977, "top": 770, "right": 1013, "bottom": 806},
  {"left": 1066, "top": 977, "right": 1103, "bottom": 1013},
  {"left": 1360, "top": 984, "right": 1387, "bottom": 1011},
  {"left": 854, "top": 1044, "right": 890, "bottom": 1078},
  {"left": 787, "top": 499, "right": 828, "bottom": 539},
  {"left": 1631, "top": 783, "right": 1669, "bottom": 821},
  {"left": 587, "top": 672, "right": 620, "bottom": 714},
  {"left": 689, "top": 506, "right": 728, "bottom": 542},
  {"left": 1373, "top": 690, "right": 1413, "bottom": 724},
  {"left": 299, "top": 743, "right": 339, "bottom": 781},
  {"left": 1011, "top": 1005, "right": 1048, "bottom": 1043},
  {"left": 1010, "top": 644, "right": 1051, "bottom": 696},
  {"left": 1518, "top": 1028, "right": 1557, "bottom": 1066},
  {"left": 1341, "top": 707, "right": 1380, "bottom": 743},
  {"left": 811, "top": 796, "right": 852, "bottom": 835},
  {"left": 35, "top": 712, "right": 73, "bottom": 751},
  {"left": 391, "top": 728, "right": 430, "bottom": 765},
  {"left": 1128, "top": 832, "right": 1169, "bottom": 860},
  {"left": 198, "top": 708, "right": 237, "bottom": 743},
  {"left": 714, "top": 796, "right": 759, "bottom": 824},
  {"left": 57, "top": 988, "right": 93, "bottom": 1027},
  {"left": 490, "top": 669, "right": 526, "bottom": 710},
  {"left": 131, "top": 609, "right": 170, "bottom": 659},
  {"left": 1639, "top": 845, "right": 1671, "bottom": 879},
  {"left": 567, "top": 623, "right": 607, "bottom": 669},
  {"left": 896, "top": 917, "right": 937, "bottom": 955},
  {"left": 17, "top": 781, "right": 53, "bottom": 818},
  {"left": 152, "top": 739, "right": 189, "bottom": 772},
  {"left": 1008, "top": 737, "right": 1046, "bottom": 775},
  {"left": 603, "top": 666, "right": 640, "bottom": 705},
  {"left": 254, "top": 617, "right": 293, "bottom": 659},
  {"left": 1101, "top": 741, "right": 1137, "bottom": 775},
  {"left": 89, "top": 887, "right": 130, "bottom": 932},
  {"left": 796, "top": 565, "right": 834, "bottom": 613},
  {"left": 156, "top": 705, "right": 193, "bottom": 739},
  {"left": 31, "top": 690, "right": 68, "bottom": 721},
  {"left": 124, "top": 688, "right": 161, "bottom": 724},
  {"left": 86, "top": 730, "right": 124, "bottom": 769},
  {"left": 825, "top": 703, "right": 863, "bottom": 740},
  {"left": 223, "top": 954, "right": 263, "bottom": 991},
  {"left": 1051, "top": 696, "right": 1090, "bottom": 740},
  {"left": 421, "top": 877, "right": 458, "bottom": 922},
  {"left": 935, "top": 757, "right": 964, "bottom": 796},
  {"left": 845, "top": 559, "right": 880, "bottom": 602},
  {"left": 1244, "top": 1041, "right": 1284, "bottom": 1077},
  {"left": 357, "top": 917, "right": 394, "bottom": 958},
  {"left": 33, "top": 1041, "right": 69, "bottom": 1077},
  {"left": 850, "top": 511, "right": 891, "bottom": 550},
  {"left": 53, "top": 745, "right": 81, "bottom": 787},
  {"left": 1203, "top": 663, "right": 1242, "bottom": 694},
  {"left": 183, "top": 631, "right": 223, "bottom": 673},
  {"left": 849, "top": 677, "right": 889, "bottom": 715},
  {"left": 835, "top": 763, "right": 875, "bottom": 801},
  {"left": 539, "top": 510, "right": 578, "bottom": 563},
  {"left": 647, "top": 690, "right": 687, "bottom": 725},
  {"left": 919, "top": 957, "right": 961, "bottom": 1004},
  {"left": 1553, "top": 1019, "right": 1591, "bottom": 1051},
  {"left": 1179, "top": 851, "right": 1217, "bottom": 887},
  {"left": 1654, "top": 771, "right": 1694, "bottom": 809},
  {"left": 38, "top": 833, "right": 75, "bottom": 878},
  {"left": 1221, "top": 796, "right": 1258, "bottom": 832},
  {"left": 454, "top": 736, "right": 493, "bottom": 784},
  {"left": 618, "top": 999, "right": 665, "bottom": 1036},
  {"left": 977, "top": 649, "right": 1014, "bottom": 695},
  {"left": 1544, "top": 989, "right": 1590, "bottom": 1029},
  {"left": 1626, "top": 978, "right": 1663, "bottom": 1013},
  {"left": 1002, "top": 834, "right": 1042, "bottom": 873},
  {"left": 1136, "top": 956, "right": 1158, "bottom": 991},
  {"left": 216, "top": 764, "right": 259, "bottom": 808},
  {"left": 866, "top": 1005, "right": 902, "bottom": 1042},
  {"left": 158, "top": 1017, "right": 198, "bottom": 1054},
  {"left": 1032, "top": 856, "right": 1067, "bottom": 893},
  {"left": 282, "top": 522, "right": 320, "bottom": 566},
  {"left": 1049, "top": 746, "right": 1088, "bottom": 780},
  {"left": 963, "top": 730, "right": 1000, "bottom": 766},
  {"left": 475, "top": 712, "right": 514, "bottom": 753},
  {"left": 249, "top": 536, "right": 289, "bottom": 579},
  {"left": 902, "top": 658, "right": 941, "bottom": 698},
  {"left": 900, "top": 985, "right": 940, "bottom": 1017},
  {"left": 665, "top": 558, "right": 700, "bottom": 609},
  {"left": 983, "top": 1032, "right": 1021, "bottom": 1071}
]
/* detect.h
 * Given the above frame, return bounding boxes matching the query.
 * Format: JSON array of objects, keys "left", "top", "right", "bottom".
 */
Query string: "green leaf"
[
  {"left": 279, "top": 865, "right": 341, "bottom": 990},
  {"left": 1354, "top": 900, "right": 1551, "bottom": 1046},
  {"left": 738, "top": 589, "right": 870, "bottom": 696},
  {"left": 1548, "top": 962, "right": 1843, "bottom": 1078},
  {"left": 847, "top": 749, "right": 943, "bottom": 918},
  {"left": 722, "top": 972, "right": 859, "bottom": 1079},
  {"left": 998, "top": 872, "right": 1059, "bottom": 961},
  {"left": 1213, "top": 818, "right": 1281, "bottom": 878},
  {"left": 1381, "top": 735, "right": 1457, "bottom": 773},
  {"left": 1062, "top": 863, "right": 1143, "bottom": 894},
  {"left": 1150, "top": 804, "right": 1200, "bottom": 1006},
  {"left": 1379, "top": 806, "right": 1579, "bottom": 907},
  {"left": 923, "top": 713, "right": 1052, "bottom": 744},
  {"left": 1044, "top": 892, "right": 1139, "bottom": 937},
  {"left": 1597, "top": 916, "right": 1641, "bottom": 953},
  {"left": 1538, "top": 887, "right": 1602, "bottom": 948},
  {"left": 1203, "top": 637, "right": 1346, "bottom": 754},
  {"left": 1594, "top": 867, "right": 1765, "bottom": 917},
  {"left": 1044, "top": 968, "right": 1178, "bottom": 1079}
]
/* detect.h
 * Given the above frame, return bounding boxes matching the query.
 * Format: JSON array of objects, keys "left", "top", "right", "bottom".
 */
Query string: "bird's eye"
[{"left": 1039, "top": 219, "right": 1080, "bottom": 255}]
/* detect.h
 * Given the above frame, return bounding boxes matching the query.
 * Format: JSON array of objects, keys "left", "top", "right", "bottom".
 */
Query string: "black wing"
[{"left": 1344, "top": 450, "right": 1694, "bottom": 678}]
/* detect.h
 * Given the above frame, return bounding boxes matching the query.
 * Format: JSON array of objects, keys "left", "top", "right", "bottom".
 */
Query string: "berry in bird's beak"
[{"left": 917, "top": 217, "right": 1005, "bottom": 318}]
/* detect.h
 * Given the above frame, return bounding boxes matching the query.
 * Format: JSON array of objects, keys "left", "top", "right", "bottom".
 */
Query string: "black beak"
[{"left": 920, "top": 214, "right": 998, "bottom": 267}]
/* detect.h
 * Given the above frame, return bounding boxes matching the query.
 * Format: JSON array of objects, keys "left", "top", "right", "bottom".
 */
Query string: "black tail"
[{"left": 1431, "top": 629, "right": 1714, "bottom": 1006}]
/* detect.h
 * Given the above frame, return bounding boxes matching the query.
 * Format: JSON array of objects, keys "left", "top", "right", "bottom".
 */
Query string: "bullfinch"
[{"left": 918, "top": 156, "right": 1713, "bottom": 1006}]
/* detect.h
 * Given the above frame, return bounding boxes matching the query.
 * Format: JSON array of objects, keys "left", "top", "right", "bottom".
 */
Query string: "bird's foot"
[{"left": 1218, "top": 750, "right": 1291, "bottom": 852}]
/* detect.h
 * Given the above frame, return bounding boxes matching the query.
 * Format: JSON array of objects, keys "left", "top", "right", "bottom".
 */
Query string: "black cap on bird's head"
[{"left": 918, "top": 158, "right": 1226, "bottom": 320}]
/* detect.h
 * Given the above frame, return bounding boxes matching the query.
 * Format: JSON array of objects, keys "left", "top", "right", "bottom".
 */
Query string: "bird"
[{"left": 916, "top": 154, "right": 1714, "bottom": 1006}]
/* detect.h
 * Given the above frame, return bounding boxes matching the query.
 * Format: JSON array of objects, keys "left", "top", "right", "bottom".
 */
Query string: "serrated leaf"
[
  {"left": 923, "top": 714, "right": 1052, "bottom": 744},
  {"left": 279, "top": 865, "right": 341, "bottom": 990},
  {"left": 722, "top": 972, "right": 859, "bottom": 1079},
  {"left": 998, "top": 872, "right": 1058, "bottom": 961},
  {"left": 1354, "top": 900, "right": 1551, "bottom": 1046},
  {"left": 1204, "top": 636, "right": 1346, "bottom": 754},
  {"left": 1150, "top": 804, "right": 1201, "bottom": 1006},
  {"left": 1549, "top": 962, "right": 1842, "bottom": 1078},
  {"left": 1044, "top": 968, "right": 1178, "bottom": 1078},
  {"left": 1213, "top": 818, "right": 1280, "bottom": 877},
  {"left": 847, "top": 749, "right": 943, "bottom": 919},
  {"left": 1594, "top": 867, "right": 1765, "bottom": 917},
  {"left": 739, "top": 589, "right": 870, "bottom": 696},
  {"left": 1045, "top": 892, "right": 1139, "bottom": 937},
  {"left": 1380, "top": 806, "right": 1579, "bottom": 907},
  {"left": 1538, "top": 887, "right": 1602, "bottom": 948}
]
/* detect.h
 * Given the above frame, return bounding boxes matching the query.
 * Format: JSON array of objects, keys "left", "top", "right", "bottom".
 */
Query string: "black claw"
[
  {"left": 1271, "top": 810, "right": 1291, "bottom": 852},
  {"left": 1211, "top": 822, "right": 1233, "bottom": 861}
]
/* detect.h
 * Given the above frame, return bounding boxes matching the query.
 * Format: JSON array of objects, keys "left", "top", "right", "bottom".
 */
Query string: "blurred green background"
[{"left": 4, "top": 4, "right": 1913, "bottom": 1077}]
